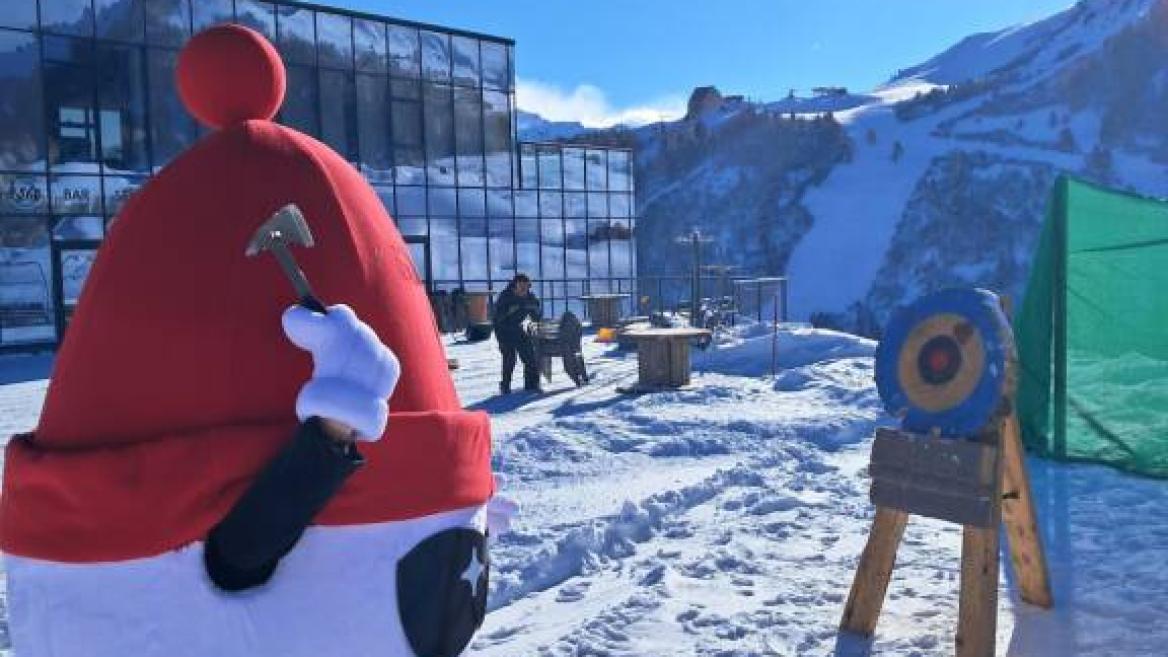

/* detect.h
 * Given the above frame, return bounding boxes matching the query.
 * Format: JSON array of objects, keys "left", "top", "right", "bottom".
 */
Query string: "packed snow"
[{"left": 0, "top": 324, "right": 1165, "bottom": 656}]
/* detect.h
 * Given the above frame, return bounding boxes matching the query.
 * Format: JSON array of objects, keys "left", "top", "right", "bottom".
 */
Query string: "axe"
[{"left": 246, "top": 204, "right": 327, "bottom": 313}]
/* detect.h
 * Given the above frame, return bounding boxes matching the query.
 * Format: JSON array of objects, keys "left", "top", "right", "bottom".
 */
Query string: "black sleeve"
[{"left": 204, "top": 417, "right": 364, "bottom": 592}]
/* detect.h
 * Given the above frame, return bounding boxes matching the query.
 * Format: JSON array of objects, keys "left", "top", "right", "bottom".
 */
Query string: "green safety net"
[{"left": 1016, "top": 176, "right": 1168, "bottom": 478}]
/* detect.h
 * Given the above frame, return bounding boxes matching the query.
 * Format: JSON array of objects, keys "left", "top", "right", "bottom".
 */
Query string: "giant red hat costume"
[{"left": 1, "top": 24, "right": 494, "bottom": 657}]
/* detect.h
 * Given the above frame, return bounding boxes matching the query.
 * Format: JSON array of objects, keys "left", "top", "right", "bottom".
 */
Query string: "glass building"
[{"left": 0, "top": 0, "right": 635, "bottom": 350}]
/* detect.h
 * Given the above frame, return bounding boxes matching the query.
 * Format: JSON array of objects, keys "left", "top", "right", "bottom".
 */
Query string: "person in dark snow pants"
[{"left": 492, "top": 274, "right": 543, "bottom": 394}]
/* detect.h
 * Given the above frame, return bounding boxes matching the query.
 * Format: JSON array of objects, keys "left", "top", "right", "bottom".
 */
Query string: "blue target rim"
[{"left": 874, "top": 288, "right": 1013, "bottom": 437}]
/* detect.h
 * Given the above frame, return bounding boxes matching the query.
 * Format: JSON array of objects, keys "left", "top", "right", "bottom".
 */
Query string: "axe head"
[{"left": 245, "top": 204, "right": 315, "bottom": 256}]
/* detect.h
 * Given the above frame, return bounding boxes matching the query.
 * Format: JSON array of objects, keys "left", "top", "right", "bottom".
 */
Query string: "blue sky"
[{"left": 333, "top": 0, "right": 1076, "bottom": 126}]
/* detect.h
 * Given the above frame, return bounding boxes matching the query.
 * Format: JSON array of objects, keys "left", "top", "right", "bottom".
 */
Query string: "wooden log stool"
[{"left": 619, "top": 327, "right": 711, "bottom": 392}]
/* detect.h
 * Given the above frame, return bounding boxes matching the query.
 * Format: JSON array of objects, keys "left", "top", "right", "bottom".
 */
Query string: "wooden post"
[
  {"left": 1000, "top": 412, "right": 1054, "bottom": 608},
  {"left": 956, "top": 522, "right": 1000, "bottom": 657},
  {"left": 840, "top": 507, "right": 909, "bottom": 636}
]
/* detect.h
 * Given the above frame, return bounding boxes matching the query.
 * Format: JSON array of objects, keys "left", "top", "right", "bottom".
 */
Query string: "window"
[
  {"left": 460, "top": 217, "right": 487, "bottom": 280},
  {"left": 50, "top": 174, "right": 102, "bottom": 214},
  {"left": 317, "top": 12, "right": 352, "bottom": 69},
  {"left": 192, "top": 0, "right": 233, "bottom": 32},
  {"left": 423, "top": 82, "right": 454, "bottom": 186},
  {"left": 458, "top": 188, "right": 484, "bottom": 217},
  {"left": 489, "top": 218, "right": 514, "bottom": 279},
  {"left": 319, "top": 69, "right": 357, "bottom": 160},
  {"left": 41, "top": 0, "right": 95, "bottom": 37},
  {"left": 388, "top": 24, "right": 419, "bottom": 78},
  {"left": 145, "top": 0, "right": 190, "bottom": 46},
  {"left": 451, "top": 36, "right": 479, "bottom": 87},
  {"left": 95, "top": 0, "right": 144, "bottom": 42},
  {"left": 562, "top": 147, "right": 585, "bottom": 190},
  {"left": 538, "top": 146, "right": 562, "bottom": 189},
  {"left": 356, "top": 74, "right": 391, "bottom": 182},
  {"left": 420, "top": 30, "right": 450, "bottom": 81},
  {"left": 539, "top": 191, "right": 562, "bottom": 218},
  {"left": 391, "top": 80, "right": 423, "bottom": 184},
  {"left": 480, "top": 41, "right": 508, "bottom": 91},
  {"left": 0, "top": 174, "right": 48, "bottom": 214},
  {"left": 234, "top": 1, "right": 275, "bottom": 40},
  {"left": 483, "top": 90, "right": 511, "bottom": 187},
  {"left": 515, "top": 219, "right": 539, "bottom": 275},
  {"left": 0, "top": 1, "right": 37, "bottom": 31},
  {"left": 44, "top": 36, "right": 98, "bottom": 171},
  {"left": 587, "top": 192, "right": 607, "bottom": 218},
  {"left": 586, "top": 149, "right": 607, "bottom": 190},
  {"left": 428, "top": 186, "right": 456, "bottom": 216},
  {"left": 608, "top": 150, "right": 632, "bottom": 192},
  {"left": 281, "top": 64, "right": 318, "bottom": 136},
  {"left": 519, "top": 143, "right": 537, "bottom": 189},
  {"left": 96, "top": 43, "right": 149, "bottom": 172},
  {"left": 276, "top": 5, "right": 315, "bottom": 65},
  {"left": 454, "top": 87, "right": 483, "bottom": 186},
  {"left": 0, "top": 30, "right": 45, "bottom": 171},
  {"left": 354, "top": 19, "right": 387, "bottom": 73}
]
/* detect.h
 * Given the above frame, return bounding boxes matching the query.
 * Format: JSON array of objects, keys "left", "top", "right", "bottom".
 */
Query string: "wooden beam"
[
  {"left": 1000, "top": 412, "right": 1054, "bottom": 608},
  {"left": 840, "top": 506, "right": 909, "bottom": 636},
  {"left": 956, "top": 522, "right": 1001, "bottom": 657}
]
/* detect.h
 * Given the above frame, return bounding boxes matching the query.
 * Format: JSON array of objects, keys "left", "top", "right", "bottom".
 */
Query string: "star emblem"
[{"left": 461, "top": 549, "right": 486, "bottom": 598}]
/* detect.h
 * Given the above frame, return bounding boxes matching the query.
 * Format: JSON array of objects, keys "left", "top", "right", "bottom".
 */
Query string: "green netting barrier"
[{"left": 1016, "top": 175, "right": 1168, "bottom": 478}]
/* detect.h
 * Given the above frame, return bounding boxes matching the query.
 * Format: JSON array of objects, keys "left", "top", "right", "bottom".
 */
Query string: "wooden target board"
[{"left": 839, "top": 289, "right": 1052, "bottom": 657}]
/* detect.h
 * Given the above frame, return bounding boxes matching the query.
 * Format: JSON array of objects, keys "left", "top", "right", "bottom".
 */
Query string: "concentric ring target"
[{"left": 874, "top": 288, "right": 1016, "bottom": 436}]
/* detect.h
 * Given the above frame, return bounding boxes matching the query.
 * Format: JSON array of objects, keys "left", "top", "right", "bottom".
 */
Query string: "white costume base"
[{"left": 6, "top": 505, "right": 486, "bottom": 657}]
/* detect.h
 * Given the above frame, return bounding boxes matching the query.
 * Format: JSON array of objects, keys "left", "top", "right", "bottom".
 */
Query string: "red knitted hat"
[{"left": 1, "top": 25, "right": 493, "bottom": 562}]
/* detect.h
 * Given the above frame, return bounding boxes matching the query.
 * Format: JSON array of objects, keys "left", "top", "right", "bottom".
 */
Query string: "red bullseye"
[{"left": 917, "top": 335, "right": 962, "bottom": 385}]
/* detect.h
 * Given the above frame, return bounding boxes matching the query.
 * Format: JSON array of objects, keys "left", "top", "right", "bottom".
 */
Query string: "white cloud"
[{"left": 515, "top": 78, "right": 686, "bottom": 128}]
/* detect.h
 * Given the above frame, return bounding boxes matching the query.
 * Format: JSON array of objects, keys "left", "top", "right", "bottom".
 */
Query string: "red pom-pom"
[{"left": 177, "top": 24, "right": 286, "bottom": 129}]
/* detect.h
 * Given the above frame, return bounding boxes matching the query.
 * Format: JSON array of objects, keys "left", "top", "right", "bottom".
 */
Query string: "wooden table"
[
  {"left": 579, "top": 294, "right": 629, "bottom": 329},
  {"left": 622, "top": 327, "right": 712, "bottom": 390}
]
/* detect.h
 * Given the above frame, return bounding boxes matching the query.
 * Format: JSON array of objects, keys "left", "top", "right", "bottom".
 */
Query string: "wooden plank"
[
  {"left": 669, "top": 337, "right": 691, "bottom": 386},
  {"left": 869, "top": 429, "right": 999, "bottom": 527},
  {"left": 840, "top": 507, "right": 909, "bottom": 636},
  {"left": 1000, "top": 412, "right": 1054, "bottom": 608},
  {"left": 956, "top": 522, "right": 1000, "bottom": 657}
]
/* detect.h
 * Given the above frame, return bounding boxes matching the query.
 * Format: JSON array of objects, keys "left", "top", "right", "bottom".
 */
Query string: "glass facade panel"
[
  {"left": 423, "top": 81, "right": 454, "bottom": 186},
  {"left": 387, "top": 24, "right": 419, "bottom": 77},
  {"left": 356, "top": 74, "right": 390, "bottom": 182},
  {"left": 0, "top": 3, "right": 632, "bottom": 347},
  {"left": 420, "top": 30, "right": 449, "bottom": 81},
  {"left": 460, "top": 216, "right": 486, "bottom": 280},
  {"left": 483, "top": 90, "right": 510, "bottom": 187},
  {"left": 354, "top": 19, "right": 386, "bottom": 73},
  {"left": 515, "top": 219, "right": 539, "bottom": 276},
  {"left": 50, "top": 174, "right": 102, "bottom": 214},
  {"left": 276, "top": 5, "right": 315, "bottom": 65},
  {"left": 0, "top": 174, "right": 48, "bottom": 214},
  {"left": 235, "top": 1, "right": 275, "bottom": 40},
  {"left": 0, "top": 1, "right": 37, "bottom": 31},
  {"left": 538, "top": 146, "right": 561, "bottom": 189},
  {"left": 454, "top": 87, "right": 483, "bottom": 187},
  {"left": 44, "top": 35, "right": 98, "bottom": 172},
  {"left": 281, "top": 64, "right": 318, "bottom": 135},
  {"left": 0, "top": 30, "right": 45, "bottom": 171},
  {"left": 316, "top": 12, "right": 351, "bottom": 68},
  {"left": 480, "top": 40, "right": 507, "bottom": 90},
  {"left": 586, "top": 149, "right": 606, "bottom": 190},
  {"left": 562, "top": 147, "right": 585, "bottom": 190},
  {"left": 95, "top": 0, "right": 144, "bottom": 42},
  {"left": 192, "top": 0, "right": 233, "bottom": 31},
  {"left": 144, "top": 0, "right": 190, "bottom": 46},
  {"left": 97, "top": 43, "right": 149, "bottom": 173},
  {"left": 1, "top": 216, "right": 54, "bottom": 344},
  {"left": 42, "top": 0, "right": 95, "bottom": 37},
  {"left": 319, "top": 69, "right": 357, "bottom": 160},
  {"left": 451, "top": 35, "right": 479, "bottom": 87}
]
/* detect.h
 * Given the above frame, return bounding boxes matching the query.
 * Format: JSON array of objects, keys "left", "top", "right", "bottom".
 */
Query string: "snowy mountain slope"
[
  {"left": 516, "top": 110, "right": 591, "bottom": 142},
  {"left": 564, "top": 0, "right": 1168, "bottom": 331}
]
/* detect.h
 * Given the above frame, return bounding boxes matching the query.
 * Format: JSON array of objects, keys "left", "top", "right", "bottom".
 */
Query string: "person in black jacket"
[{"left": 492, "top": 274, "right": 543, "bottom": 394}]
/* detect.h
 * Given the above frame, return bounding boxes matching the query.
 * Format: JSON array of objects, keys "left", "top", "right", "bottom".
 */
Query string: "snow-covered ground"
[{"left": 0, "top": 325, "right": 1166, "bottom": 655}]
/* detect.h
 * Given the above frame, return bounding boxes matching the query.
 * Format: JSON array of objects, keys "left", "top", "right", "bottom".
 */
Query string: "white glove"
[
  {"left": 282, "top": 304, "right": 401, "bottom": 441},
  {"left": 486, "top": 474, "right": 520, "bottom": 540}
]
